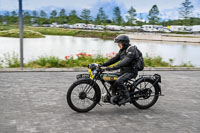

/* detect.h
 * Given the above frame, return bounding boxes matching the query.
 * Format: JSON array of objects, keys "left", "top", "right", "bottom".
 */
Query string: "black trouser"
[{"left": 112, "top": 72, "right": 137, "bottom": 95}]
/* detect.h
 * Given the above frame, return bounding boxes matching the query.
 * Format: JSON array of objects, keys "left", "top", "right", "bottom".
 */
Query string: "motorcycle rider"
[{"left": 101, "top": 34, "right": 139, "bottom": 103}]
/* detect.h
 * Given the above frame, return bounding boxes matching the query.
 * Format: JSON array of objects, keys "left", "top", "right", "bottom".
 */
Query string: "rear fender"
[{"left": 133, "top": 75, "right": 162, "bottom": 95}]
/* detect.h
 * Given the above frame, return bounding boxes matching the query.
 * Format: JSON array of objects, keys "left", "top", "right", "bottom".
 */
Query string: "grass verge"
[{"left": 0, "top": 29, "right": 45, "bottom": 38}]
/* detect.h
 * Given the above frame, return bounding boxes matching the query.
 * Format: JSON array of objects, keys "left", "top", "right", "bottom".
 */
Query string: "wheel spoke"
[{"left": 86, "top": 97, "right": 95, "bottom": 102}]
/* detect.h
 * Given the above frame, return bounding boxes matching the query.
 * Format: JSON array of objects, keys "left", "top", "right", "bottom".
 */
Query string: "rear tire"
[
  {"left": 131, "top": 78, "right": 159, "bottom": 109},
  {"left": 67, "top": 79, "right": 101, "bottom": 113}
]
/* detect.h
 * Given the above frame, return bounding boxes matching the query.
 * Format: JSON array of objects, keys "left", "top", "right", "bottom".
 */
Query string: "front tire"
[{"left": 67, "top": 79, "right": 101, "bottom": 113}]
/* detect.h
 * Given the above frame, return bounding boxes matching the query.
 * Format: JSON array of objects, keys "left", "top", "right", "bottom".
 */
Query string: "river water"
[{"left": 0, "top": 35, "right": 199, "bottom": 66}]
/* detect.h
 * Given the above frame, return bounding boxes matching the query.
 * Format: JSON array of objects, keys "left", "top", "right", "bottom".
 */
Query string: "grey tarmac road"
[{"left": 0, "top": 71, "right": 199, "bottom": 133}]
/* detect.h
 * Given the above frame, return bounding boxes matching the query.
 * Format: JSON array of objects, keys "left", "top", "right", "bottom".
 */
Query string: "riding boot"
[
  {"left": 118, "top": 88, "right": 130, "bottom": 104},
  {"left": 109, "top": 86, "right": 117, "bottom": 96},
  {"left": 123, "top": 89, "right": 130, "bottom": 100}
]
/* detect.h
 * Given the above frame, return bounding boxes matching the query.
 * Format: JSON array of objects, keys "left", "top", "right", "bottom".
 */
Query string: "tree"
[
  {"left": 69, "top": 10, "right": 77, "bottom": 16},
  {"left": 10, "top": 11, "right": 18, "bottom": 24},
  {"left": 80, "top": 9, "right": 91, "bottom": 24},
  {"left": 32, "top": 10, "right": 38, "bottom": 17},
  {"left": 50, "top": 10, "right": 58, "bottom": 23},
  {"left": 4, "top": 12, "right": 10, "bottom": 24},
  {"left": 39, "top": 10, "right": 48, "bottom": 25},
  {"left": 68, "top": 10, "right": 81, "bottom": 24},
  {"left": 126, "top": 6, "right": 137, "bottom": 25},
  {"left": 148, "top": 5, "right": 160, "bottom": 24},
  {"left": 50, "top": 10, "right": 57, "bottom": 18},
  {"left": 40, "top": 10, "right": 47, "bottom": 18},
  {"left": 113, "top": 6, "right": 123, "bottom": 25},
  {"left": 59, "top": 9, "right": 66, "bottom": 17},
  {"left": 95, "top": 7, "right": 108, "bottom": 24},
  {"left": 58, "top": 9, "right": 67, "bottom": 24},
  {"left": 24, "top": 11, "right": 31, "bottom": 24},
  {"left": 32, "top": 10, "right": 38, "bottom": 24},
  {"left": 0, "top": 15, "right": 3, "bottom": 23},
  {"left": 179, "top": 0, "right": 194, "bottom": 19},
  {"left": 11, "top": 11, "right": 17, "bottom": 17}
]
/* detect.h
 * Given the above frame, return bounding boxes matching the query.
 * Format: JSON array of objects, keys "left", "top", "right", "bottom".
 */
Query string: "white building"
[
  {"left": 141, "top": 25, "right": 164, "bottom": 32},
  {"left": 105, "top": 25, "right": 123, "bottom": 31},
  {"left": 168, "top": 25, "right": 192, "bottom": 32},
  {"left": 42, "top": 24, "right": 50, "bottom": 27},
  {"left": 191, "top": 25, "right": 200, "bottom": 32},
  {"left": 73, "top": 23, "right": 87, "bottom": 29},
  {"left": 50, "top": 23, "right": 58, "bottom": 28},
  {"left": 95, "top": 25, "right": 105, "bottom": 30},
  {"left": 124, "top": 26, "right": 141, "bottom": 31},
  {"left": 63, "top": 24, "right": 70, "bottom": 28},
  {"left": 86, "top": 24, "right": 96, "bottom": 30}
]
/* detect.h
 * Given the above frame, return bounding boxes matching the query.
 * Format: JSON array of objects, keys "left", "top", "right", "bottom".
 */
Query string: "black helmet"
[{"left": 114, "top": 35, "right": 130, "bottom": 44}]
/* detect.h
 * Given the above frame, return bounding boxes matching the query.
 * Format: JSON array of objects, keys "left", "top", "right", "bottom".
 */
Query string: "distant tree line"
[{"left": 0, "top": 0, "right": 199, "bottom": 26}]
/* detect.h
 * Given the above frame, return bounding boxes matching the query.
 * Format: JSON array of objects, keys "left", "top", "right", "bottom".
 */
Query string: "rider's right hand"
[{"left": 98, "top": 63, "right": 103, "bottom": 67}]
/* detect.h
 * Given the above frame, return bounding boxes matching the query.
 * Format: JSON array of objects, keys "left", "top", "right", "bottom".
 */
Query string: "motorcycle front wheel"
[{"left": 66, "top": 79, "right": 101, "bottom": 113}]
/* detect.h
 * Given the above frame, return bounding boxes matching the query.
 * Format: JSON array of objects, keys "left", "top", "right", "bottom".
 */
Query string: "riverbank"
[
  {"left": 0, "top": 29, "right": 45, "bottom": 38},
  {"left": 0, "top": 25, "right": 121, "bottom": 39},
  {"left": 1, "top": 25, "right": 200, "bottom": 42},
  {"left": 128, "top": 32, "right": 200, "bottom": 43},
  {"left": 26, "top": 27, "right": 121, "bottom": 39}
]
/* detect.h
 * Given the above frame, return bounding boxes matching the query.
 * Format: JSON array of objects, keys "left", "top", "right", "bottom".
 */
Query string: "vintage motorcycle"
[{"left": 66, "top": 63, "right": 163, "bottom": 113}]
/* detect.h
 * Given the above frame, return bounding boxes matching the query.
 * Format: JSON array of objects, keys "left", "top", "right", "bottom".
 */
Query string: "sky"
[{"left": 0, "top": 0, "right": 199, "bottom": 20}]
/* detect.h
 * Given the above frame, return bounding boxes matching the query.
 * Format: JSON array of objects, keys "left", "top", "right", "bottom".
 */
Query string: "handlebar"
[{"left": 88, "top": 63, "right": 108, "bottom": 72}]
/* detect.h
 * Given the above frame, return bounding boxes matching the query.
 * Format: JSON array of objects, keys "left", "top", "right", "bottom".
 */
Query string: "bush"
[
  {"left": 2, "top": 52, "right": 20, "bottom": 68},
  {"left": 27, "top": 56, "right": 61, "bottom": 68},
  {"left": 144, "top": 55, "right": 171, "bottom": 67},
  {"left": 0, "top": 52, "right": 194, "bottom": 68},
  {"left": 179, "top": 61, "right": 194, "bottom": 67}
]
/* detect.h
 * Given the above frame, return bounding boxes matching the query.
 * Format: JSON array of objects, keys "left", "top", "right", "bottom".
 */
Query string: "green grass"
[
  {"left": 0, "top": 25, "right": 121, "bottom": 39},
  {"left": 26, "top": 26, "right": 121, "bottom": 39},
  {"left": 0, "top": 25, "right": 18, "bottom": 31},
  {"left": 0, "top": 29, "right": 45, "bottom": 38},
  {"left": 1, "top": 52, "right": 20, "bottom": 68}
]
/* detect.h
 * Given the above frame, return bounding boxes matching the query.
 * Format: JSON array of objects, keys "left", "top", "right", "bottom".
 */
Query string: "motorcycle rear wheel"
[{"left": 131, "top": 78, "right": 159, "bottom": 109}]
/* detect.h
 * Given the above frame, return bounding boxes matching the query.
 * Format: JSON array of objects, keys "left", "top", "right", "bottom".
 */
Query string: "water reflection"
[{"left": 0, "top": 35, "right": 199, "bottom": 66}]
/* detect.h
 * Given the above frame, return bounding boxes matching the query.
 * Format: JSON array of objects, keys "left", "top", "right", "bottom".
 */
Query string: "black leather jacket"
[{"left": 103, "top": 44, "right": 138, "bottom": 74}]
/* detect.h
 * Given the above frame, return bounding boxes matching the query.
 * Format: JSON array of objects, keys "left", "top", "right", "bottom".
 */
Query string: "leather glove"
[{"left": 98, "top": 63, "right": 103, "bottom": 67}]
